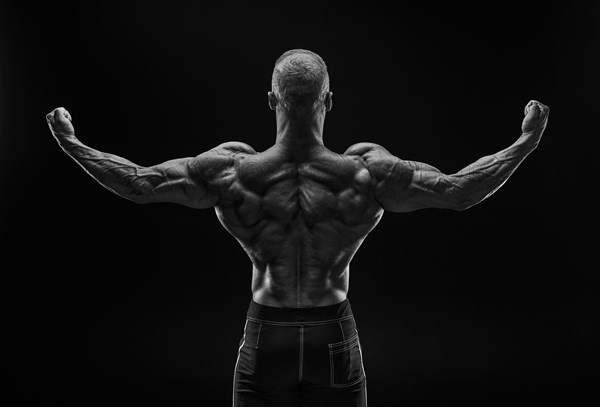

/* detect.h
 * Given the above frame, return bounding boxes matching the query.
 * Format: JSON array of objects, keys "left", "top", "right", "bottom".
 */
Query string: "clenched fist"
[
  {"left": 46, "top": 107, "right": 75, "bottom": 142},
  {"left": 521, "top": 100, "right": 549, "bottom": 134}
]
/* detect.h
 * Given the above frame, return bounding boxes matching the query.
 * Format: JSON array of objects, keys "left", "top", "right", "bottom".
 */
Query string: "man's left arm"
[{"left": 357, "top": 100, "right": 549, "bottom": 212}]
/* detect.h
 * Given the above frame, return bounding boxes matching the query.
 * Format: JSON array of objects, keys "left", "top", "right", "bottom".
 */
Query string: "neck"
[{"left": 275, "top": 107, "right": 326, "bottom": 148}]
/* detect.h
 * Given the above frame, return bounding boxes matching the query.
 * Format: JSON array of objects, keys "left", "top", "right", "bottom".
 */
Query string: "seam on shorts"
[
  {"left": 331, "top": 375, "right": 365, "bottom": 388},
  {"left": 328, "top": 334, "right": 359, "bottom": 352},
  {"left": 358, "top": 337, "right": 366, "bottom": 380},
  {"left": 339, "top": 320, "right": 345, "bottom": 341},
  {"left": 232, "top": 319, "right": 248, "bottom": 406},
  {"left": 246, "top": 315, "right": 354, "bottom": 326},
  {"left": 329, "top": 348, "right": 335, "bottom": 387},
  {"left": 357, "top": 337, "right": 368, "bottom": 395},
  {"left": 299, "top": 326, "right": 304, "bottom": 382},
  {"left": 255, "top": 323, "right": 262, "bottom": 350}
]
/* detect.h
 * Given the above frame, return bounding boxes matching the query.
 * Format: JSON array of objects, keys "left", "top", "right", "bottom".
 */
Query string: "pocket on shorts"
[{"left": 328, "top": 334, "right": 365, "bottom": 388}]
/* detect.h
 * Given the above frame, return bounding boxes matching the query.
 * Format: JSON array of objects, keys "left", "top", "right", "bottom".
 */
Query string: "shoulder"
[
  {"left": 189, "top": 141, "right": 257, "bottom": 179},
  {"left": 343, "top": 142, "right": 406, "bottom": 182},
  {"left": 344, "top": 142, "right": 391, "bottom": 158},
  {"left": 213, "top": 141, "right": 257, "bottom": 155}
]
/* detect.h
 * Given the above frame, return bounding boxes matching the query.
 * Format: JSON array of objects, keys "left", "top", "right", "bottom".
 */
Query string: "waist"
[
  {"left": 251, "top": 267, "right": 349, "bottom": 308},
  {"left": 246, "top": 297, "right": 353, "bottom": 324}
]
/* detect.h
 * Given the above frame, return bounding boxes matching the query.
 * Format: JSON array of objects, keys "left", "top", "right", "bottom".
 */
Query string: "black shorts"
[{"left": 233, "top": 298, "right": 367, "bottom": 407}]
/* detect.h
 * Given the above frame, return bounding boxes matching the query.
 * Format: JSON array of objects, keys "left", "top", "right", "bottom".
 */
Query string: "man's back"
[
  {"left": 45, "top": 95, "right": 548, "bottom": 312},
  {"left": 198, "top": 142, "right": 384, "bottom": 308}
]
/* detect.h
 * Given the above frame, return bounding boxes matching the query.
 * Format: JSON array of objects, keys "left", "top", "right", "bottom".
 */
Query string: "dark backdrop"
[{"left": 1, "top": 1, "right": 598, "bottom": 406}]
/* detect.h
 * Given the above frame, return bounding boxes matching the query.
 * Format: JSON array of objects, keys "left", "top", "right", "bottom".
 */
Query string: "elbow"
[
  {"left": 123, "top": 191, "right": 152, "bottom": 204},
  {"left": 103, "top": 185, "right": 150, "bottom": 205},
  {"left": 126, "top": 183, "right": 155, "bottom": 204},
  {"left": 449, "top": 201, "right": 470, "bottom": 211},
  {"left": 445, "top": 180, "right": 480, "bottom": 211},
  {"left": 132, "top": 195, "right": 153, "bottom": 205},
  {"left": 448, "top": 193, "right": 477, "bottom": 211},
  {"left": 443, "top": 178, "right": 471, "bottom": 211},
  {"left": 453, "top": 202, "right": 472, "bottom": 211}
]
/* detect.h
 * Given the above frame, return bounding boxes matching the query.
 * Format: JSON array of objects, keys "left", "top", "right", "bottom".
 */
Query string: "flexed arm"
[
  {"left": 349, "top": 100, "right": 549, "bottom": 212},
  {"left": 46, "top": 107, "right": 218, "bottom": 208}
]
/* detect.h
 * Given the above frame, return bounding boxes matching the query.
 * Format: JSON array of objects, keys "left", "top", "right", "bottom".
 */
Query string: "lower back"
[{"left": 251, "top": 262, "right": 350, "bottom": 308}]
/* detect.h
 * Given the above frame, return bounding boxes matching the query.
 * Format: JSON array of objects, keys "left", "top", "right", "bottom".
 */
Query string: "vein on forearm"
[
  {"left": 61, "top": 140, "right": 161, "bottom": 200},
  {"left": 451, "top": 141, "right": 534, "bottom": 207}
]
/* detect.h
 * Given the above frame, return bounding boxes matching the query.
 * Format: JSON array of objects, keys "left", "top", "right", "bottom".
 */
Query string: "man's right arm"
[
  {"left": 347, "top": 100, "right": 549, "bottom": 212},
  {"left": 47, "top": 107, "right": 255, "bottom": 208}
]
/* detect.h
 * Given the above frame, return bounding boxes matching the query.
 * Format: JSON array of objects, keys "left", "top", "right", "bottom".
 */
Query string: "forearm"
[
  {"left": 58, "top": 136, "right": 156, "bottom": 202},
  {"left": 450, "top": 132, "right": 539, "bottom": 209}
]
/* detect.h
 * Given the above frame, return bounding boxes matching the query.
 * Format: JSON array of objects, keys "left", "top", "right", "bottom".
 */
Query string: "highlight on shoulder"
[
  {"left": 215, "top": 141, "right": 257, "bottom": 155},
  {"left": 344, "top": 142, "right": 390, "bottom": 157}
]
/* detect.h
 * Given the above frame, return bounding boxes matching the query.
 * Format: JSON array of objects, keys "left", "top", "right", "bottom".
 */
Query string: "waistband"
[{"left": 246, "top": 298, "right": 353, "bottom": 324}]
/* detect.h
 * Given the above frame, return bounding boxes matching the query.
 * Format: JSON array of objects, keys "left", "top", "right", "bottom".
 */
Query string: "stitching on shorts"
[
  {"left": 246, "top": 315, "right": 354, "bottom": 326},
  {"left": 339, "top": 320, "right": 345, "bottom": 341},
  {"left": 329, "top": 348, "right": 335, "bottom": 387},
  {"left": 358, "top": 337, "right": 366, "bottom": 382},
  {"left": 328, "top": 334, "right": 359, "bottom": 352},
  {"left": 331, "top": 375, "right": 365, "bottom": 388},
  {"left": 232, "top": 319, "right": 248, "bottom": 405},
  {"left": 255, "top": 323, "right": 262, "bottom": 350},
  {"left": 299, "top": 326, "right": 304, "bottom": 382}
]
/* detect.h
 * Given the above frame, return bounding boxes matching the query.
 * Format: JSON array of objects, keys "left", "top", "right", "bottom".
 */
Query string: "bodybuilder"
[{"left": 47, "top": 49, "right": 549, "bottom": 406}]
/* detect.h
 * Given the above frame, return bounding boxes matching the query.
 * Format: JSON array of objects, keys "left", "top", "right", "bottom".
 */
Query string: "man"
[{"left": 47, "top": 49, "right": 549, "bottom": 407}]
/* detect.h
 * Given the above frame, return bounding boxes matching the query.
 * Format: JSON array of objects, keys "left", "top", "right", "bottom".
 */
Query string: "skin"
[{"left": 47, "top": 92, "right": 548, "bottom": 308}]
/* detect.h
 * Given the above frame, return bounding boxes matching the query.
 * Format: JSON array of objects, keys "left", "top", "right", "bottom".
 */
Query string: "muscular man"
[{"left": 47, "top": 49, "right": 549, "bottom": 407}]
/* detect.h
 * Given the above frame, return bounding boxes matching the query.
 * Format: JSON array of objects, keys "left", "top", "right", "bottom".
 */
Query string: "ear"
[
  {"left": 268, "top": 91, "right": 278, "bottom": 111},
  {"left": 324, "top": 91, "right": 333, "bottom": 112}
]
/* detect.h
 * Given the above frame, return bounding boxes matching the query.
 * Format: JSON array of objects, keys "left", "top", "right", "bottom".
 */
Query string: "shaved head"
[{"left": 271, "top": 49, "right": 330, "bottom": 112}]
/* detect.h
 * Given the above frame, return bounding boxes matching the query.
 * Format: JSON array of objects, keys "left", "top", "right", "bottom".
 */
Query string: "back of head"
[{"left": 271, "top": 49, "right": 330, "bottom": 113}]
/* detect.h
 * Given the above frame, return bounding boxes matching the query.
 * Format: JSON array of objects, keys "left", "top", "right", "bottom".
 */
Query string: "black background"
[{"left": 1, "top": 1, "right": 598, "bottom": 406}]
